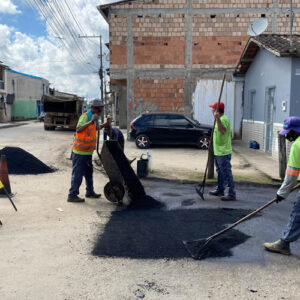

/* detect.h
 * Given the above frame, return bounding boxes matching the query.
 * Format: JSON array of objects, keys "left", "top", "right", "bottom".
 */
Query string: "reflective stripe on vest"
[{"left": 72, "top": 113, "right": 97, "bottom": 152}]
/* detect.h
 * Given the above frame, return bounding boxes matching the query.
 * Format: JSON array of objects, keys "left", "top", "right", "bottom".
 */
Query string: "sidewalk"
[
  {"left": 232, "top": 140, "right": 281, "bottom": 181},
  {"left": 0, "top": 121, "right": 30, "bottom": 130}
]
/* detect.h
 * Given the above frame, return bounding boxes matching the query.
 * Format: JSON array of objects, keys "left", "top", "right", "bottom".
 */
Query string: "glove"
[{"left": 275, "top": 194, "right": 285, "bottom": 203}]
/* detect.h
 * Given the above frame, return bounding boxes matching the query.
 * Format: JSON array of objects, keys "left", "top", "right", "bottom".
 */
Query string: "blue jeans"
[
  {"left": 282, "top": 191, "right": 300, "bottom": 243},
  {"left": 68, "top": 153, "right": 94, "bottom": 198},
  {"left": 214, "top": 154, "right": 236, "bottom": 197}
]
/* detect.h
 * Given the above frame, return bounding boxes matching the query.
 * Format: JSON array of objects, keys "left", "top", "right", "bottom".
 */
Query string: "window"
[
  {"left": 141, "top": 115, "right": 153, "bottom": 126},
  {"left": 168, "top": 115, "right": 190, "bottom": 127},
  {"left": 249, "top": 90, "right": 256, "bottom": 121},
  {"left": 153, "top": 115, "right": 169, "bottom": 126}
]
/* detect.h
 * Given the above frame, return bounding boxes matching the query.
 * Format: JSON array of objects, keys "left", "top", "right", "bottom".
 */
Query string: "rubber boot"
[{"left": 263, "top": 239, "right": 291, "bottom": 255}]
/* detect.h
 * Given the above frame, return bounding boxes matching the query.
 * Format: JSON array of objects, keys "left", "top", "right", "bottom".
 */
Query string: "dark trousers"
[
  {"left": 68, "top": 153, "right": 94, "bottom": 198},
  {"left": 215, "top": 154, "right": 236, "bottom": 197},
  {"left": 119, "top": 138, "right": 124, "bottom": 152},
  {"left": 283, "top": 191, "right": 300, "bottom": 242}
]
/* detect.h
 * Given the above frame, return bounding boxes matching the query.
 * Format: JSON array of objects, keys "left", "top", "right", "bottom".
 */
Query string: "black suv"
[{"left": 130, "top": 113, "right": 212, "bottom": 149}]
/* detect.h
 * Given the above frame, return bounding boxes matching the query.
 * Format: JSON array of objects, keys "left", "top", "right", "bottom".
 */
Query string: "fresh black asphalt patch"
[
  {"left": 0, "top": 147, "right": 54, "bottom": 175},
  {"left": 93, "top": 197, "right": 253, "bottom": 260}
]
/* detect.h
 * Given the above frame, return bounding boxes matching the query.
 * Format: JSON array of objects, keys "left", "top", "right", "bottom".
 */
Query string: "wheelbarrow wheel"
[{"left": 104, "top": 182, "right": 125, "bottom": 203}]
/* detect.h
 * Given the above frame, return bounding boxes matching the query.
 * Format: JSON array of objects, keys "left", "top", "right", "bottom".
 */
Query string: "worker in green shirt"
[
  {"left": 264, "top": 116, "right": 300, "bottom": 255},
  {"left": 208, "top": 101, "right": 236, "bottom": 201}
]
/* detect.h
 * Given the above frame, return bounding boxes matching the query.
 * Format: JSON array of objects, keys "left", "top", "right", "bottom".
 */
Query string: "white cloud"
[
  {"left": 0, "top": 0, "right": 20, "bottom": 14},
  {"left": 0, "top": 0, "right": 110, "bottom": 99}
]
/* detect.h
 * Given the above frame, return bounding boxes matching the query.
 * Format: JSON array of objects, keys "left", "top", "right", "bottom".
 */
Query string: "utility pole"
[{"left": 78, "top": 35, "right": 104, "bottom": 105}]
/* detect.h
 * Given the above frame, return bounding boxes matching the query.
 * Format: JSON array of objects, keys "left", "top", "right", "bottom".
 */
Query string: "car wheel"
[
  {"left": 198, "top": 136, "right": 210, "bottom": 150},
  {"left": 135, "top": 134, "right": 150, "bottom": 149}
]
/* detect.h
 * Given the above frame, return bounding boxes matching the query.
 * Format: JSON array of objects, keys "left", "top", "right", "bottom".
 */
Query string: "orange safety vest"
[{"left": 72, "top": 113, "right": 97, "bottom": 152}]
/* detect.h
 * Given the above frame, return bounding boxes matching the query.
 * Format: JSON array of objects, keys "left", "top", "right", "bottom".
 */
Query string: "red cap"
[{"left": 209, "top": 101, "right": 225, "bottom": 110}]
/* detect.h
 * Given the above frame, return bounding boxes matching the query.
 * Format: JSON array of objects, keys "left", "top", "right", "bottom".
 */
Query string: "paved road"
[{"left": 1, "top": 123, "right": 300, "bottom": 299}]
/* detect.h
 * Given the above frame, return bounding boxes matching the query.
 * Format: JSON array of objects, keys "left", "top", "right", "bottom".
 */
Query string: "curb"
[{"left": 0, "top": 123, "right": 28, "bottom": 130}]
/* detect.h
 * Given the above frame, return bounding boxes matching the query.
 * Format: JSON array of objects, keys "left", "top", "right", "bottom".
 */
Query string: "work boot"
[
  {"left": 67, "top": 196, "right": 85, "bottom": 203},
  {"left": 85, "top": 191, "right": 101, "bottom": 198},
  {"left": 209, "top": 189, "right": 224, "bottom": 197},
  {"left": 263, "top": 239, "right": 291, "bottom": 256},
  {"left": 221, "top": 195, "right": 236, "bottom": 201}
]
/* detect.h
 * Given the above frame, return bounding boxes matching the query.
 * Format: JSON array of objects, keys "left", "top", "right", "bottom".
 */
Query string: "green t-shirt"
[
  {"left": 288, "top": 136, "right": 300, "bottom": 168},
  {"left": 213, "top": 114, "right": 232, "bottom": 156},
  {"left": 73, "top": 114, "right": 94, "bottom": 155}
]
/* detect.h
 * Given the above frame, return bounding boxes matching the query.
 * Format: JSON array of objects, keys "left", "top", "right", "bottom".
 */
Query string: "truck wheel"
[
  {"left": 49, "top": 126, "right": 56, "bottom": 131},
  {"left": 44, "top": 125, "right": 50, "bottom": 131}
]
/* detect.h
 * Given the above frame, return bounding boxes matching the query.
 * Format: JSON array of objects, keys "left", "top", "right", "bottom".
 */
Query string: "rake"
[{"left": 184, "top": 183, "right": 300, "bottom": 259}]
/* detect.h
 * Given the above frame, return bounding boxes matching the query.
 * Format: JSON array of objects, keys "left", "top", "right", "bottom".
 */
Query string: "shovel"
[
  {"left": 184, "top": 183, "right": 300, "bottom": 259},
  {"left": 195, "top": 73, "right": 226, "bottom": 200}
]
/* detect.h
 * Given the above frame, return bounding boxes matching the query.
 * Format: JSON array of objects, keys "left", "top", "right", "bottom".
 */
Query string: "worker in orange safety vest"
[{"left": 68, "top": 99, "right": 108, "bottom": 203}]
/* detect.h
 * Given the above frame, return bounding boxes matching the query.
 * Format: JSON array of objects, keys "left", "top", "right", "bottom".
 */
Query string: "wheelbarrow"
[{"left": 99, "top": 140, "right": 145, "bottom": 205}]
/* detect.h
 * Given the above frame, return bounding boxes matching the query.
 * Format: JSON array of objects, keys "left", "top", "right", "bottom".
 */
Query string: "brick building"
[{"left": 98, "top": 0, "right": 300, "bottom": 130}]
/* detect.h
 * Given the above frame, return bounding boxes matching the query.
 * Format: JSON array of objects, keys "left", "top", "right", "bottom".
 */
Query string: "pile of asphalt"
[
  {"left": 93, "top": 199, "right": 252, "bottom": 260},
  {"left": 0, "top": 147, "right": 54, "bottom": 175}
]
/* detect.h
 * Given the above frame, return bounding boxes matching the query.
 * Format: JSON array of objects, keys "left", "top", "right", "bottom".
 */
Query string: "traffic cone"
[{"left": 0, "top": 155, "right": 11, "bottom": 195}]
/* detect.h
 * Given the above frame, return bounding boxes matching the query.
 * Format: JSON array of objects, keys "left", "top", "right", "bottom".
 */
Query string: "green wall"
[{"left": 11, "top": 101, "right": 37, "bottom": 119}]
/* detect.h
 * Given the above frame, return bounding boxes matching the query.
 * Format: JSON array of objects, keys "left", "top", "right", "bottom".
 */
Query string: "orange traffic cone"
[{"left": 0, "top": 155, "right": 11, "bottom": 195}]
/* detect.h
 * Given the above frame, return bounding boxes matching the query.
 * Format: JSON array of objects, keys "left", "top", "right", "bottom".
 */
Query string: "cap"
[
  {"left": 91, "top": 99, "right": 104, "bottom": 107},
  {"left": 209, "top": 101, "right": 225, "bottom": 110},
  {"left": 279, "top": 116, "right": 300, "bottom": 135}
]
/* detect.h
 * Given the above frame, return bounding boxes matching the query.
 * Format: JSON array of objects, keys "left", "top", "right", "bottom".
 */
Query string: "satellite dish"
[{"left": 247, "top": 18, "right": 268, "bottom": 36}]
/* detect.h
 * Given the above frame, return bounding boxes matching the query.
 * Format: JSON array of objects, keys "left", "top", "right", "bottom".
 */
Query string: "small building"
[
  {"left": 6, "top": 69, "right": 50, "bottom": 121},
  {"left": 234, "top": 34, "right": 300, "bottom": 159},
  {"left": 0, "top": 61, "right": 9, "bottom": 122}
]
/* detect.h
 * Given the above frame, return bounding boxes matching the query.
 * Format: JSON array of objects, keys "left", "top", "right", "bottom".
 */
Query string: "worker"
[
  {"left": 264, "top": 116, "right": 300, "bottom": 255},
  {"left": 103, "top": 116, "right": 125, "bottom": 151},
  {"left": 208, "top": 101, "right": 236, "bottom": 201},
  {"left": 67, "top": 100, "right": 107, "bottom": 203}
]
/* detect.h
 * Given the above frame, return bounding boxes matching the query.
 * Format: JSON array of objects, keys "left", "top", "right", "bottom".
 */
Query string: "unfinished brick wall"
[
  {"left": 133, "top": 78, "right": 185, "bottom": 112},
  {"left": 104, "top": 0, "right": 300, "bottom": 127},
  {"left": 278, "top": 14, "right": 300, "bottom": 34},
  {"left": 133, "top": 14, "right": 186, "bottom": 66},
  {"left": 115, "top": 0, "right": 187, "bottom": 9},
  {"left": 110, "top": 14, "right": 127, "bottom": 68},
  {"left": 279, "top": 0, "right": 300, "bottom": 8},
  {"left": 192, "top": 0, "right": 273, "bottom": 9}
]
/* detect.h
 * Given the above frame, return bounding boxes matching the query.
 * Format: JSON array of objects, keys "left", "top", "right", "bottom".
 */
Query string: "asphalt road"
[{"left": 1, "top": 123, "right": 300, "bottom": 299}]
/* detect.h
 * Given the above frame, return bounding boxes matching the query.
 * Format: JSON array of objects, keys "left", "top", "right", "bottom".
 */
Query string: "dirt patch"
[
  {"left": 93, "top": 205, "right": 252, "bottom": 260},
  {"left": 0, "top": 147, "right": 55, "bottom": 175}
]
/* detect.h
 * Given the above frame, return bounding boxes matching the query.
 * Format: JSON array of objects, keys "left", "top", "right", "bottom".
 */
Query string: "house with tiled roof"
[
  {"left": 234, "top": 34, "right": 300, "bottom": 159},
  {"left": 98, "top": 0, "right": 300, "bottom": 137}
]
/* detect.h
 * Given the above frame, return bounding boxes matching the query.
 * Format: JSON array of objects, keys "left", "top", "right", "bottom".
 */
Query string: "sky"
[{"left": 0, "top": 0, "right": 114, "bottom": 100}]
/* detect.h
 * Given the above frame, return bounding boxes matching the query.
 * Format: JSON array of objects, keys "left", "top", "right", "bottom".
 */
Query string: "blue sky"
[
  {"left": 0, "top": 0, "right": 110, "bottom": 99},
  {"left": 0, "top": 1, "right": 47, "bottom": 38}
]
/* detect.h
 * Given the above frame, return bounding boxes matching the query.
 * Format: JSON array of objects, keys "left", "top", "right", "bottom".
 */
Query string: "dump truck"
[{"left": 41, "top": 94, "right": 84, "bottom": 131}]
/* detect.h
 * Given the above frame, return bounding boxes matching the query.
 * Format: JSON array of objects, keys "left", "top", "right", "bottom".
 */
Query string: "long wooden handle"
[
  {"left": 200, "top": 73, "right": 226, "bottom": 186},
  {"left": 209, "top": 183, "right": 300, "bottom": 240}
]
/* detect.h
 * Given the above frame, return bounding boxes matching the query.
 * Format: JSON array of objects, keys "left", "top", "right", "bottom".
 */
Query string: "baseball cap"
[
  {"left": 209, "top": 101, "right": 225, "bottom": 110},
  {"left": 91, "top": 99, "right": 104, "bottom": 107},
  {"left": 279, "top": 116, "right": 300, "bottom": 135}
]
